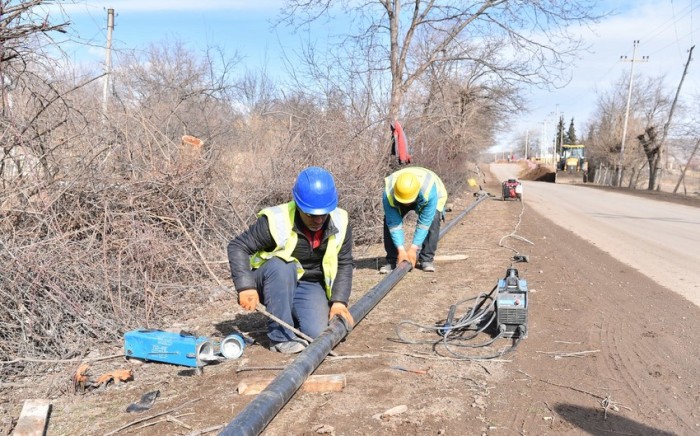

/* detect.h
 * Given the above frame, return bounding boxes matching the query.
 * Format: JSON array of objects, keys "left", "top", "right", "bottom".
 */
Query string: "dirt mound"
[{"left": 520, "top": 165, "right": 555, "bottom": 182}]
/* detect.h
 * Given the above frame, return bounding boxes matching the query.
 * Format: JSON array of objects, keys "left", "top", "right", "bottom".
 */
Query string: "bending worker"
[
  {"left": 227, "top": 167, "right": 355, "bottom": 354},
  {"left": 380, "top": 166, "right": 447, "bottom": 274}
]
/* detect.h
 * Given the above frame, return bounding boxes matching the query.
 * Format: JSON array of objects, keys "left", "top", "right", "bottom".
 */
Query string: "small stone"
[
  {"left": 313, "top": 424, "right": 335, "bottom": 434},
  {"left": 372, "top": 405, "right": 407, "bottom": 419}
]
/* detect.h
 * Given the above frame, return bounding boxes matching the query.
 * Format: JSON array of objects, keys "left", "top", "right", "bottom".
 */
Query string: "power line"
[
  {"left": 672, "top": 0, "right": 683, "bottom": 58},
  {"left": 692, "top": 0, "right": 695, "bottom": 45},
  {"left": 643, "top": 1, "right": 698, "bottom": 45},
  {"left": 647, "top": 23, "right": 700, "bottom": 57}
]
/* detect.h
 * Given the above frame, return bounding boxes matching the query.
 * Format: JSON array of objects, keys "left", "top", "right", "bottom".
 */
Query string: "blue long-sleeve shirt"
[{"left": 383, "top": 183, "right": 438, "bottom": 248}]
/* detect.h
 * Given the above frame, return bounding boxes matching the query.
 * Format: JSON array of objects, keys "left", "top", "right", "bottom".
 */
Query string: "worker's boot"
[
  {"left": 379, "top": 264, "right": 394, "bottom": 274},
  {"left": 418, "top": 261, "right": 435, "bottom": 272},
  {"left": 270, "top": 338, "right": 308, "bottom": 354}
]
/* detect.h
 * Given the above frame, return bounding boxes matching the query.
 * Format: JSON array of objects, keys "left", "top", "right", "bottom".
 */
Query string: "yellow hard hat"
[{"left": 394, "top": 173, "right": 420, "bottom": 204}]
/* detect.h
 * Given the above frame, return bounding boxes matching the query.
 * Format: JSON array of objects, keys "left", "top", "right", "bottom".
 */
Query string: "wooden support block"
[
  {"left": 434, "top": 254, "right": 468, "bottom": 261},
  {"left": 237, "top": 374, "right": 346, "bottom": 395},
  {"left": 13, "top": 399, "right": 51, "bottom": 436}
]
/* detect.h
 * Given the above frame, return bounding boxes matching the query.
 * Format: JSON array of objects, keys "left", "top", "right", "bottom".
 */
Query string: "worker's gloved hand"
[
  {"left": 397, "top": 246, "right": 408, "bottom": 266},
  {"left": 238, "top": 289, "right": 259, "bottom": 311},
  {"left": 406, "top": 244, "right": 419, "bottom": 268},
  {"left": 329, "top": 302, "right": 354, "bottom": 327}
]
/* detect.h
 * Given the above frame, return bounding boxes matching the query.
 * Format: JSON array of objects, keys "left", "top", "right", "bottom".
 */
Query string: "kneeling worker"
[
  {"left": 227, "top": 167, "right": 355, "bottom": 354},
  {"left": 380, "top": 166, "right": 447, "bottom": 274}
]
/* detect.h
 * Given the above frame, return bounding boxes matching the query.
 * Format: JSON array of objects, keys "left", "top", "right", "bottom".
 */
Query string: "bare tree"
[
  {"left": 0, "top": 1, "right": 68, "bottom": 114},
  {"left": 673, "top": 137, "right": 700, "bottom": 194},
  {"left": 407, "top": 50, "right": 522, "bottom": 171},
  {"left": 672, "top": 98, "right": 700, "bottom": 194},
  {"left": 586, "top": 73, "right": 672, "bottom": 188},
  {"left": 280, "top": 1, "right": 605, "bottom": 145},
  {"left": 0, "top": 39, "right": 251, "bottom": 369},
  {"left": 633, "top": 76, "right": 673, "bottom": 189},
  {"left": 0, "top": 0, "right": 70, "bottom": 187}
]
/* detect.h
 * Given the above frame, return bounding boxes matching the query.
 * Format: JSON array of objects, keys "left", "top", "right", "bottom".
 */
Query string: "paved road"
[{"left": 490, "top": 163, "right": 700, "bottom": 307}]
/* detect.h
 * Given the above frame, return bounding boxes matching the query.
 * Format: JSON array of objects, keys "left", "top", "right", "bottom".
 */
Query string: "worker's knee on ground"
[
  {"left": 258, "top": 257, "right": 297, "bottom": 289},
  {"left": 292, "top": 281, "right": 330, "bottom": 339}
]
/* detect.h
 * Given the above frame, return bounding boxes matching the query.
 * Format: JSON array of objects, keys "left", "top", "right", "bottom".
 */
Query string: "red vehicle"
[{"left": 502, "top": 179, "right": 522, "bottom": 201}]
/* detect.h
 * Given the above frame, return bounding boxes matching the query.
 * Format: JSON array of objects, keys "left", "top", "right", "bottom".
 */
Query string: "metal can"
[{"left": 220, "top": 334, "right": 245, "bottom": 359}]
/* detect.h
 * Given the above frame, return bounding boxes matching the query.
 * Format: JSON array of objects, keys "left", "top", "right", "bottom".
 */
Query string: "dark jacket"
[{"left": 227, "top": 210, "right": 354, "bottom": 305}]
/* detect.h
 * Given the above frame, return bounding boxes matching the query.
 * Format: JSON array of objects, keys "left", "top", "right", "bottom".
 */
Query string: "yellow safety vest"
[
  {"left": 385, "top": 167, "right": 448, "bottom": 212},
  {"left": 249, "top": 201, "right": 348, "bottom": 299}
]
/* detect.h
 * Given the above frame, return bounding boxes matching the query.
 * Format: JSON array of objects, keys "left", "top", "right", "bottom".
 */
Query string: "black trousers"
[{"left": 383, "top": 209, "right": 441, "bottom": 266}]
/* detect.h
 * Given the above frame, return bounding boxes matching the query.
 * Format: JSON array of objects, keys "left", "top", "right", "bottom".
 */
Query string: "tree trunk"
[
  {"left": 637, "top": 126, "right": 660, "bottom": 190},
  {"left": 673, "top": 138, "right": 700, "bottom": 193}
]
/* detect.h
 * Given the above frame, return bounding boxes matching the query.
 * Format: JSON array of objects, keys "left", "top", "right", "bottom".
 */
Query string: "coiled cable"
[{"left": 395, "top": 284, "right": 525, "bottom": 360}]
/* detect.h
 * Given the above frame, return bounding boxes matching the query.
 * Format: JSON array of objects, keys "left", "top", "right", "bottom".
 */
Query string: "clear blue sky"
[
  {"left": 56, "top": 1, "right": 700, "bottom": 153},
  {"left": 57, "top": 1, "right": 291, "bottom": 72}
]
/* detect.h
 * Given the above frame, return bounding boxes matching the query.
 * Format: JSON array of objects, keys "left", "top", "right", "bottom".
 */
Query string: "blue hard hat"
[{"left": 292, "top": 167, "right": 338, "bottom": 215}]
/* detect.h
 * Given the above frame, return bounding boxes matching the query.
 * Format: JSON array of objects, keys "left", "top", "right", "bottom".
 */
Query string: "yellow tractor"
[{"left": 555, "top": 144, "right": 588, "bottom": 184}]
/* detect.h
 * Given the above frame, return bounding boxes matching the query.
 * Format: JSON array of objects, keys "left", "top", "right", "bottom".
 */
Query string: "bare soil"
[{"left": 2, "top": 167, "right": 699, "bottom": 436}]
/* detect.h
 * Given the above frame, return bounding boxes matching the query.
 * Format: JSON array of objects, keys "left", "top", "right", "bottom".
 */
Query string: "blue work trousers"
[{"left": 253, "top": 257, "right": 329, "bottom": 343}]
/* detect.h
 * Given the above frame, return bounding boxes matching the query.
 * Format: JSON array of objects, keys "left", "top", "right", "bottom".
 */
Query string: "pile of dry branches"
[
  {"left": 0, "top": 8, "right": 482, "bottom": 380},
  {"left": 0, "top": 73, "right": 384, "bottom": 379}
]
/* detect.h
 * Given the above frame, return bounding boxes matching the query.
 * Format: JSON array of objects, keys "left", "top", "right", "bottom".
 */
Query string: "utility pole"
[
  {"left": 547, "top": 112, "right": 555, "bottom": 164},
  {"left": 525, "top": 130, "right": 529, "bottom": 160},
  {"left": 102, "top": 8, "right": 115, "bottom": 123},
  {"left": 615, "top": 40, "right": 648, "bottom": 187},
  {"left": 541, "top": 119, "right": 546, "bottom": 160},
  {"left": 655, "top": 45, "right": 694, "bottom": 190}
]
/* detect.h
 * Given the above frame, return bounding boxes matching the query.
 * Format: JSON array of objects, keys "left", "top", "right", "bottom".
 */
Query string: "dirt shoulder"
[{"left": 2, "top": 168, "right": 699, "bottom": 436}]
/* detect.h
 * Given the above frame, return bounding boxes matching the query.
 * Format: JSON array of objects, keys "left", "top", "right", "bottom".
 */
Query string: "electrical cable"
[
  {"left": 394, "top": 289, "right": 495, "bottom": 347},
  {"left": 498, "top": 192, "right": 534, "bottom": 268},
  {"left": 444, "top": 325, "right": 527, "bottom": 361},
  {"left": 393, "top": 181, "right": 532, "bottom": 360},
  {"left": 394, "top": 283, "right": 525, "bottom": 360}
]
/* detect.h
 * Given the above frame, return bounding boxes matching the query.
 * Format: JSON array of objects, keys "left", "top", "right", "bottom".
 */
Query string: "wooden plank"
[
  {"left": 433, "top": 254, "right": 468, "bottom": 261},
  {"left": 237, "top": 374, "right": 346, "bottom": 395},
  {"left": 13, "top": 399, "right": 51, "bottom": 436}
]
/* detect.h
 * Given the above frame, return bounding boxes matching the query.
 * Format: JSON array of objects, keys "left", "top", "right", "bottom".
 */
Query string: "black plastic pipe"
[
  {"left": 220, "top": 194, "right": 490, "bottom": 436},
  {"left": 440, "top": 193, "right": 490, "bottom": 236}
]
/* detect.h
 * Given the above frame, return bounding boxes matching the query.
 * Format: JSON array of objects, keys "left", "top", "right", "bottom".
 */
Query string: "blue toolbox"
[{"left": 124, "top": 329, "right": 213, "bottom": 368}]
